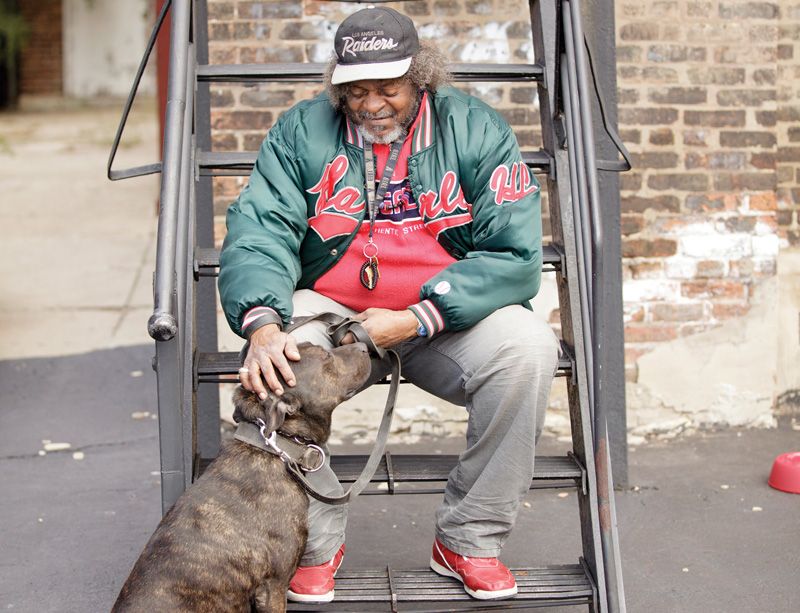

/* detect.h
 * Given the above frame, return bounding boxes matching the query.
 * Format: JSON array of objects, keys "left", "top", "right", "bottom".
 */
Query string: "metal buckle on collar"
[
  {"left": 255, "top": 418, "right": 325, "bottom": 473},
  {"left": 303, "top": 443, "right": 325, "bottom": 473}
]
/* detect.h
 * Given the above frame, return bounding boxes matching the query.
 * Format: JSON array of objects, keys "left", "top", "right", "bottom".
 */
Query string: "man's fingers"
[
  {"left": 340, "top": 331, "right": 356, "bottom": 345},
  {"left": 238, "top": 366, "right": 253, "bottom": 392},
  {"left": 270, "top": 352, "right": 296, "bottom": 389},
  {"left": 284, "top": 335, "right": 301, "bottom": 362},
  {"left": 248, "top": 361, "right": 271, "bottom": 400},
  {"left": 252, "top": 354, "right": 283, "bottom": 396}
]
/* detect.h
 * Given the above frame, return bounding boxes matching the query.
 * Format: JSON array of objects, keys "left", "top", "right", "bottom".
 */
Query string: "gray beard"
[
  {"left": 357, "top": 123, "right": 406, "bottom": 145},
  {"left": 347, "top": 90, "right": 422, "bottom": 145}
]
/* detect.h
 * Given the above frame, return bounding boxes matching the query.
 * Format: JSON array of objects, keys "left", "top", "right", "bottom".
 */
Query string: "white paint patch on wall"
[{"left": 63, "top": 0, "right": 155, "bottom": 98}]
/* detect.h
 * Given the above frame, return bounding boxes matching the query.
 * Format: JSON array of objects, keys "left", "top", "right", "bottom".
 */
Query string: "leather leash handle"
[{"left": 286, "top": 312, "right": 386, "bottom": 358}]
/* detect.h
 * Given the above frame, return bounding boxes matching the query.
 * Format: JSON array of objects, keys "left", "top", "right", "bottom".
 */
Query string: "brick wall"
[
  {"left": 616, "top": 0, "right": 793, "bottom": 378},
  {"left": 19, "top": 0, "right": 63, "bottom": 96},
  {"left": 777, "top": 3, "right": 800, "bottom": 244},
  {"left": 208, "top": 0, "right": 793, "bottom": 382}
]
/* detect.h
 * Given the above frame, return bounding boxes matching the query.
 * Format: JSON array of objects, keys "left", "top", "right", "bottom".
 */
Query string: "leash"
[{"left": 236, "top": 312, "right": 400, "bottom": 506}]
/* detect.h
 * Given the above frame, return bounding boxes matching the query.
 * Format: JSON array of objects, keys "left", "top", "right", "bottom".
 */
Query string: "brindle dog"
[{"left": 112, "top": 342, "right": 371, "bottom": 613}]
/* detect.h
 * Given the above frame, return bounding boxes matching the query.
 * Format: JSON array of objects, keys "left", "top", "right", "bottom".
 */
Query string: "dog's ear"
[
  {"left": 258, "top": 390, "right": 303, "bottom": 435},
  {"left": 232, "top": 386, "right": 302, "bottom": 433}
]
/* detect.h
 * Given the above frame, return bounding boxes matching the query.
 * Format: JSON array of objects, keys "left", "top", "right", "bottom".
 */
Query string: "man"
[{"left": 219, "top": 6, "right": 559, "bottom": 603}]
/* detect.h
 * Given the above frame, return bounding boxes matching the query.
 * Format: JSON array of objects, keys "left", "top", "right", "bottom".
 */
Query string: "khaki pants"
[{"left": 274, "top": 289, "right": 560, "bottom": 564}]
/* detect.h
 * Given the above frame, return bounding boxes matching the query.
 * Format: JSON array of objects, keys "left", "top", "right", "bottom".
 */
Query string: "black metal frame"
[{"left": 108, "top": 0, "right": 630, "bottom": 609}]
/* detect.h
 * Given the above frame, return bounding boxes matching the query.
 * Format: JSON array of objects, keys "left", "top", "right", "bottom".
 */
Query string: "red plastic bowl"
[{"left": 768, "top": 452, "right": 800, "bottom": 494}]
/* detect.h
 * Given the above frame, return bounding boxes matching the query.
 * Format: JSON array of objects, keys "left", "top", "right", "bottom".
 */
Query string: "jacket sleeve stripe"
[
  {"left": 242, "top": 306, "right": 280, "bottom": 330},
  {"left": 409, "top": 300, "right": 445, "bottom": 336}
]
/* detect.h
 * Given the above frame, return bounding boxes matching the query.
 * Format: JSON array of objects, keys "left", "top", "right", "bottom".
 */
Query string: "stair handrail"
[
  {"left": 148, "top": 0, "right": 192, "bottom": 342},
  {"left": 106, "top": 0, "right": 171, "bottom": 181}
]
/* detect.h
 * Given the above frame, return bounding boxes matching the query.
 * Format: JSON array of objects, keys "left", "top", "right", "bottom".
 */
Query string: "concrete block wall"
[{"left": 207, "top": 0, "right": 799, "bottom": 432}]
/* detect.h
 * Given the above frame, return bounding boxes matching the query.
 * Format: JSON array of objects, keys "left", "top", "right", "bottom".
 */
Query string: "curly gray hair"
[{"left": 325, "top": 41, "right": 451, "bottom": 110}]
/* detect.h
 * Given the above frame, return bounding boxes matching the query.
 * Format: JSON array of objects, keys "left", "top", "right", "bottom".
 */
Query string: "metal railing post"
[{"left": 148, "top": 0, "right": 191, "bottom": 342}]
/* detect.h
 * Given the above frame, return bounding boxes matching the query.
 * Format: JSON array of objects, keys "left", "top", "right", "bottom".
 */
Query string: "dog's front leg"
[{"left": 253, "top": 578, "right": 288, "bottom": 613}]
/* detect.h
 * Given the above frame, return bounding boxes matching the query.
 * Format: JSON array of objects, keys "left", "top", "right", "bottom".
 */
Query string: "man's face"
[{"left": 343, "top": 78, "right": 418, "bottom": 144}]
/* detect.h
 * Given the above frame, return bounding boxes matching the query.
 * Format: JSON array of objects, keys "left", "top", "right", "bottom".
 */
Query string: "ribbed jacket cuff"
[
  {"left": 241, "top": 306, "right": 283, "bottom": 339},
  {"left": 408, "top": 300, "right": 445, "bottom": 337}
]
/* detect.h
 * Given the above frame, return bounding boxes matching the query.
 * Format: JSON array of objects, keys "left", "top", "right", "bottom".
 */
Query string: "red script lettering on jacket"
[
  {"left": 489, "top": 161, "right": 538, "bottom": 205},
  {"left": 307, "top": 155, "right": 364, "bottom": 240},
  {"left": 418, "top": 171, "right": 473, "bottom": 238}
]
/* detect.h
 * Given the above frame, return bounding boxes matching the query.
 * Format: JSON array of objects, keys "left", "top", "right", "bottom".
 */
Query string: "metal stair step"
[
  {"left": 195, "top": 243, "right": 563, "bottom": 278},
  {"left": 287, "top": 564, "right": 593, "bottom": 610},
  {"left": 197, "top": 62, "right": 544, "bottom": 83},
  {"left": 196, "top": 453, "right": 582, "bottom": 493},
  {"left": 330, "top": 453, "right": 583, "bottom": 492},
  {"left": 196, "top": 339, "right": 572, "bottom": 384},
  {"left": 197, "top": 149, "right": 551, "bottom": 177}
]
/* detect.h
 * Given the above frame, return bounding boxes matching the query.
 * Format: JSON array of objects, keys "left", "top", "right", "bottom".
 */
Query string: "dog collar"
[{"left": 234, "top": 420, "right": 325, "bottom": 473}]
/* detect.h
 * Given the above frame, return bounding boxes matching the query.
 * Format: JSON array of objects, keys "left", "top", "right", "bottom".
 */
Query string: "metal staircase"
[{"left": 108, "top": 0, "right": 629, "bottom": 610}]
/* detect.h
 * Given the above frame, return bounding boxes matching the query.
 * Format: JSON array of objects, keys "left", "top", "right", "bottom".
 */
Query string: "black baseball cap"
[{"left": 331, "top": 7, "right": 420, "bottom": 85}]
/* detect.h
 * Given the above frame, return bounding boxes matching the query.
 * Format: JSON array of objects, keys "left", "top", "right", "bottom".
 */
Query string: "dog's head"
[{"left": 232, "top": 342, "right": 372, "bottom": 444}]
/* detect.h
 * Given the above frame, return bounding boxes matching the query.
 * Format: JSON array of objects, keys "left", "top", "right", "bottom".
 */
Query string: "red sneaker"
[
  {"left": 286, "top": 544, "right": 345, "bottom": 603},
  {"left": 430, "top": 539, "right": 518, "bottom": 600}
]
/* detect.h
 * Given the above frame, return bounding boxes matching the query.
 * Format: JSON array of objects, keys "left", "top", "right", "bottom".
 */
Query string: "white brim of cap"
[{"left": 331, "top": 57, "right": 413, "bottom": 85}]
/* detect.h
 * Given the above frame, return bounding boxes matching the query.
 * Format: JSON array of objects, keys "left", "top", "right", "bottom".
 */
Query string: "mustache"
[{"left": 357, "top": 110, "right": 396, "bottom": 121}]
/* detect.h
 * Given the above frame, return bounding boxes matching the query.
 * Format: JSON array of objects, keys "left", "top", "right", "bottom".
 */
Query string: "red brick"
[
  {"left": 719, "top": 131, "right": 776, "bottom": 148},
  {"left": 750, "top": 152, "right": 775, "bottom": 170},
  {"left": 712, "top": 303, "right": 750, "bottom": 319},
  {"left": 619, "top": 108, "right": 679, "bottom": 125},
  {"left": 625, "top": 324, "right": 679, "bottom": 343},
  {"left": 630, "top": 261, "right": 663, "bottom": 279},
  {"left": 649, "top": 128, "right": 674, "bottom": 145},
  {"left": 685, "top": 194, "right": 736, "bottom": 212},
  {"left": 651, "top": 302, "right": 705, "bottom": 322},
  {"left": 713, "top": 172, "right": 776, "bottom": 191},
  {"left": 648, "top": 173, "right": 709, "bottom": 191},
  {"left": 623, "top": 238, "right": 678, "bottom": 258},
  {"left": 621, "top": 215, "right": 646, "bottom": 236},
  {"left": 630, "top": 152, "right": 679, "bottom": 168},
  {"left": 648, "top": 87, "right": 707, "bottom": 105},
  {"left": 717, "top": 89, "right": 776, "bottom": 107},
  {"left": 749, "top": 193, "right": 778, "bottom": 210},
  {"left": 622, "top": 195, "right": 680, "bottom": 213},
  {"left": 681, "top": 280, "right": 746, "bottom": 300},
  {"left": 683, "top": 130, "right": 709, "bottom": 147},
  {"left": 212, "top": 133, "right": 238, "bottom": 151},
  {"left": 19, "top": 0, "right": 63, "bottom": 95},
  {"left": 212, "top": 110, "right": 274, "bottom": 130},
  {"left": 684, "top": 110, "right": 746, "bottom": 127},
  {"left": 696, "top": 260, "right": 727, "bottom": 278},
  {"left": 620, "top": 23, "right": 660, "bottom": 40}
]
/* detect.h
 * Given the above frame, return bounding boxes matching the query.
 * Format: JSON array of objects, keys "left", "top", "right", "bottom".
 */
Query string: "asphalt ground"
[{"left": 1, "top": 344, "right": 798, "bottom": 613}]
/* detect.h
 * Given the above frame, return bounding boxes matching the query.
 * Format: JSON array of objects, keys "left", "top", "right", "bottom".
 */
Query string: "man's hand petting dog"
[{"left": 111, "top": 342, "right": 371, "bottom": 613}]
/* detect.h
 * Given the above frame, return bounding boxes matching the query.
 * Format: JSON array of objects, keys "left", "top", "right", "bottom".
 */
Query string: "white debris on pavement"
[
  {"left": 558, "top": 492, "right": 569, "bottom": 498},
  {"left": 72, "top": 451, "right": 85, "bottom": 460},
  {"left": 752, "top": 506, "right": 763, "bottom": 512},
  {"left": 720, "top": 484, "right": 730, "bottom": 490},
  {"left": 43, "top": 442, "right": 71, "bottom": 452},
  {"left": 37, "top": 450, "right": 46, "bottom": 456},
  {"left": 130, "top": 370, "right": 143, "bottom": 377},
  {"left": 131, "top": 411, "right": 150, "bottom": 419}
]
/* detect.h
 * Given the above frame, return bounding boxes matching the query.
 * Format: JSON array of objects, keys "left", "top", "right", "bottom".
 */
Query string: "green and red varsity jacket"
[{"left": 219, "top": 86, "right": 543, "bottom": 338}]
